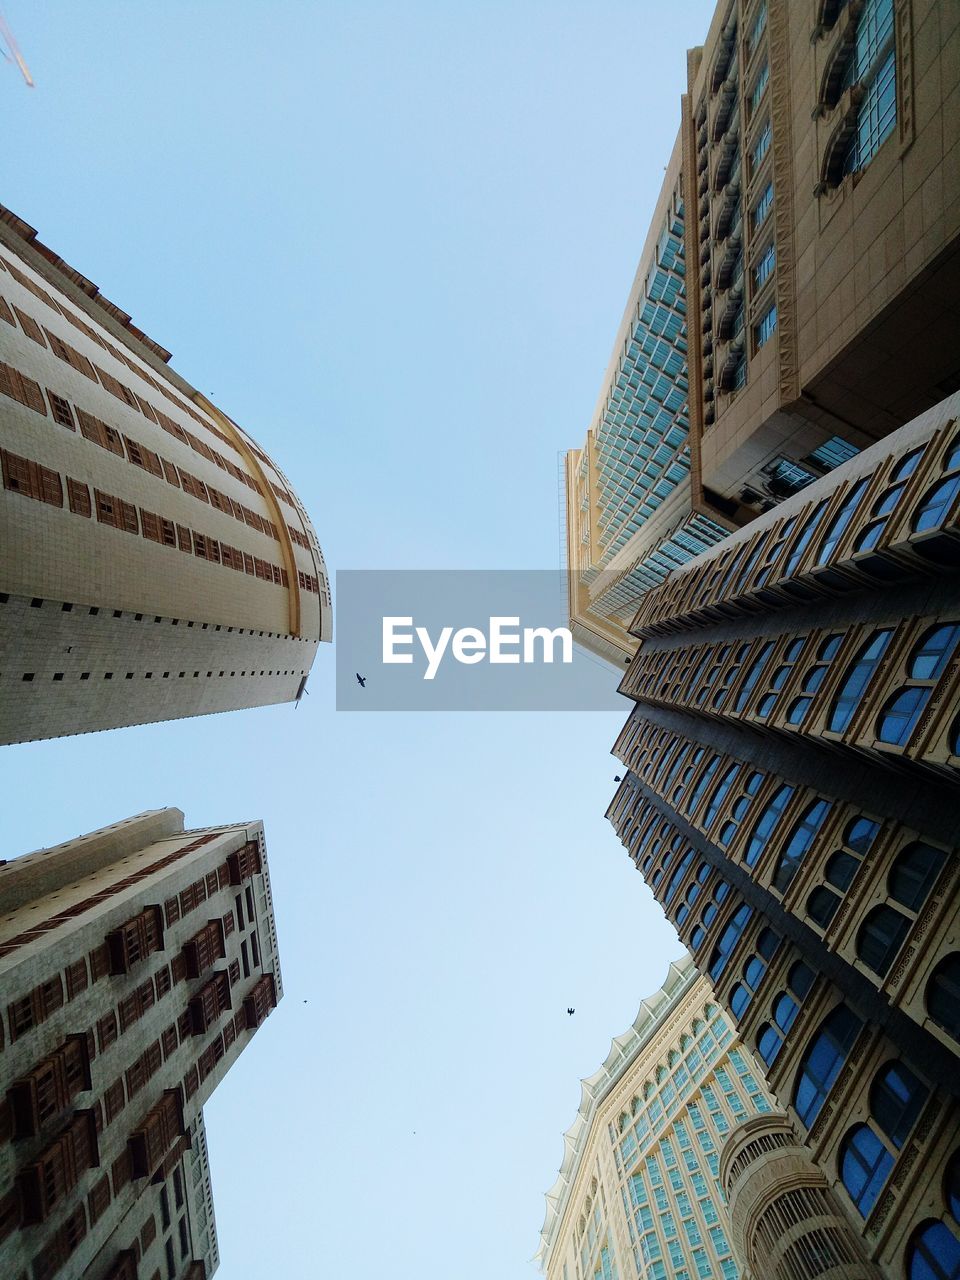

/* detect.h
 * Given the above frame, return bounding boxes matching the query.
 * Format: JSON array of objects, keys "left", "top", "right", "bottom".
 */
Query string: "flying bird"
[
  {"left": 356, "top": 673, "right": 366, "bottom": 687},
  {"left": 614, "top": 775, "right": 622, "bottom": 782},
  {"left": 567, "top": 1007, "right": 575, "bottom": 1016}
]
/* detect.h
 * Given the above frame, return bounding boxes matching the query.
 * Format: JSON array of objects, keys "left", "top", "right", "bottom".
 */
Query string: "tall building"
[
  {"left": 607, "top": 390, "right": 960, "bottom": 1278},
  {"left": 537, "top": 955, "right": 782, "bottom": 1280},
  {"left": 0, "top": 206, "right": 331, "bottom": 745},
  {"left": 565, "top": 0, "right": 959, "bottom": 663},
  {"left": 564, "top": 139, "right": 733, "bottom": 664},
  {"left": 0, "top": 808, "right": 283, "bottom": 1280}
]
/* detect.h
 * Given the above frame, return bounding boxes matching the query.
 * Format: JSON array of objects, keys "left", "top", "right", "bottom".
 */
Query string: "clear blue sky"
[{"left": 2, "top": 4, "right": 715, "bottom": 1276}]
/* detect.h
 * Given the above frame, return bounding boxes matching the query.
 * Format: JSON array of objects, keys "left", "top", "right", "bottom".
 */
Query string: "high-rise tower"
[
  {"left": 0, "top": 808, "right": 283, "bottom": 1280},
  {"left": 535, "top": 956, "right": 871, "bottom": 1280},
  {"left": 0, "top": 207, "right": 330, "bottom": 744},
  {"left": 565, "top": 0, "right": 960, "bottom": 666},
  {"left": 608, "top": 391, "right": 960, "bottom": 1277}
]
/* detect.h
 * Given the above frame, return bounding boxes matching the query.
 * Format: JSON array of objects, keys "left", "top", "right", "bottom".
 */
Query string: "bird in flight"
[
  {"left": 614, "top": 775, "right": 622, "bottom": 782},
  {"left": 356, "top": 673, "right": 366, "bottom": 687},
  {"left": 567, "top": 1007, "right": 575, "bottom": 1016}
]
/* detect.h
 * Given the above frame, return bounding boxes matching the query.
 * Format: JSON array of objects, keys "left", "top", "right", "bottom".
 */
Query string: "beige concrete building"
[
  {"left": 0, "top": 206, "right": 331, "bottom": 744},
  {"left": 565, "top": 0, "right": 959, "bottom": 665},
  {"left": 608, "top": 391, "right": 960, "bottom": 1277},
  {"left": 0, "top": 808, "right": 283, "bottom": 1280},
  {"left": 538, "top": 955, "right": 783, "bottom": 1280}
]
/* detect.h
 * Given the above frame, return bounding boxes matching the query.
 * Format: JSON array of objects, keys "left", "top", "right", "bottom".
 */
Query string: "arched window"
[
  {"left": 870, "top": 1060, "right": 927, "bottom": 1148},
  {"left": 757, "top": 1022, "right": 782, "bottom": 1066},
  {"left": 853, "top": 450, "right": 923, "bottom": 552},
  {"left": 664, "top": 850, "right": 695, "bottom": 905},
  {"left": 827, "top": 629, "right": 894, "bottom": 732},
  {"left": 793, "top": 1004, "right": 861, "bottom": 1127},
  {"left": 773, "top": 992, "right": 799, "bottom": 1034},
  {"left": 808, "top": 885, "right": 841, "bottom": 929},
  {"left": 703, "top": 763, "right": 741, "bottom": 828},
  {"left": 906, "top": 1220, "right": 960, "bottom": 1280},
  {"left": 889, "top": 842, "right": 947, "bottom": 911},
  {"left": 789, "top": 962, "right": 816, "bottom": 999},
  {"left": 846, "top": 816, "right": 880, "bottom": 854},
  {"left": 839, "top": 1123, "right": 893, "bottom": 1216},
  {"left": 782, "top": 500, "right": 829, "bottom": 578},
  {"left": 816, "top": 477, "right": 871, "bottom": 565},
  {"left": 753, "top": 514, "right": 798, "bottom": 588},
  {"left": 708, "top": 904, "right": 753, "bottom": 981},
  {"left": 745, "top": 784, "right": 795, "bottom": 866},
  {"left": 838, "top": 0, "right": 897, "bottom": 176},
  {"left": 718, "top": 771, "right": 764, "bottom": 847},
  {"left": 690, "top": 926, "right": 706, "bottom": 952},
  {"left": 686, "top": 756, "right": 722, "bottom": 817},
  {"left": 857, "top": 904, "right": 910, "bottom": 976},
  {"left": 758, "top": 928, "right": 781, "bottom": 960},
  {"left": 734, "top": 642, "right": 775, "bottom": 712},
  {"left": 826, "top": 850, "right": 859, "bottom": 891},
  {"left": 926, "top": 954, "right": 960, "bottom": 1043},
  {"left": 772, "top": 798, "right": 831, "bottom": 893},
  {"left": 913, "top": 476, "right": 960, "bottom": 533},
  {"left": 756, "top": 637, "right": 807, "bottom": 718},
  {"left": 878, "top": 624, "right": 960, "bottom": 746},
  {"left": 787, "top": 633, "right": 844, "bottom": 725},
  {"left": 730, "top": 983, "right": 751, "bottom": 1019}
]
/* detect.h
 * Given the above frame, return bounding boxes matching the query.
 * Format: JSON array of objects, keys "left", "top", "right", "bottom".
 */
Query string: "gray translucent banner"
[{"left": 335, "top": 570, "right": 626, "bottom": 711}]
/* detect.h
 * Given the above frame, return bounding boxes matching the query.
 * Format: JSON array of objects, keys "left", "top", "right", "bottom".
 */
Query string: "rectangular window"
[
  {"left": 751, "top": 182, "right": 773, "bottom": 230},
  {"left": 750, "top": 119, "right": 771, "bottom": 173},
  {"left": 750, "top": 61, "right": 769, "bottom": 113},
  {"left": 47, "top": 391, "right": 76, "bottom": 430},
  {"left": 754, "top": 303, "right": 778, "bottom": 348},
  {"left": 752, "top": 243, "right": 775, "bottom": 291},
  {"left": 66, "top": 477, "right": 92, "bottom": 517}
]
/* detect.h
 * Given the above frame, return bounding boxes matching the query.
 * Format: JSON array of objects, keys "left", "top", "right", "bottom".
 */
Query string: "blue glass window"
[
  {"left": 751, "top": 120, "right": 771, "bottom": 172},
  {"left": 754, "top": 304, "right": 778, "bottom": 349},
  {"left": 911, "top": 624, "right": 960, "bottom": 680},
  {"left": 914, "top": 476, "right": 960, "bottom": 532},
  {"left": 773, "top": 799, "right": 831, "bottom": 892},
  {"left": 870, "top": 1060, "right": 927, "bottom": 1148},
  {"left": 827, "top": 629, "right": 894, "bottom": 732},
  {"left": 730, "top": 983, "right": 751, "bottom": 1019},
  {"left": 907, "top": 1220, "right": 960, "bottom": 1280},
  {"left": 817, "top": 477, "right": 871, "bottom": 564},
  {"left": 664, "top": 850, "right": 695, "bottom": 904},
  {"left": 926, "top": 954, "right": 960, "bottom": 1044},
  {"left": 757, "top": 1023, "right": 782, "bottom": 1066},
  {"left": 752, "top": 182, "right": 774, "bottom": 230},
  {"left": 708, "top": 904, "right": 753, "bottom": 980},
  {"left": 734, "top": 643, "right": 775, "bottom": 711},
  {"left": 687, "top": 756, "right": 722, "bottom": 817},
  {"left": 877, "top": 685, "right": 928, "bottom": 745},
  {"left": 753, "top": 243, "right": 775, "bottom": 290},
  {"left": 793, "top": 1004, "right": 862, "bottom": 1127},
  {"left": 840, "top": 1123, "right": 893, "bottom": 1215},
  {"left": 807, "top": 885, "right": 841, "bottom": 928},
  {"left": 889, "top": 842, "right": 947, "bottom": 910},
  {"left": 857, "top": 904, "right": 910, "bottom": 976},
  {"left": 704, "top": 764, "right": 741, "bottom": 828},
  {"left": 846, "top": 816, "right": 880, "bottom": 854},
  {"left": 745, "top": 784, "right": 795, "bottom": 867},
  {"left": 782, "top": 500, "right": 829, "bottom": 577},
  {"left": 789, "top": 962, "right": 815, "bottom": 999}
]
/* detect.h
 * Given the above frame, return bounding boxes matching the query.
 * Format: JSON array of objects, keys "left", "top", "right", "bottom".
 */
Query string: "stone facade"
[
  {"left": 0, "top": 207, "right": 331, "bottom": 744},
  {"left": 0, "top": 809, "right": 283, "bottom": 1280}
]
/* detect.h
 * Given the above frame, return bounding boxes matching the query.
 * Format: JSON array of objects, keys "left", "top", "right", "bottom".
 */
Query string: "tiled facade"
[
  {"left": 538, "top": 957, "right": 784, "bottom": 1280},
  {"left": 0, "top": 809, "right": 283, "bottom": 1280},
  {"left": 565, "top": 0, "right": 959, "bottom": 665},
  {"left": 0, "top": 207, "right": 331, "bottom": 744},
  {"left": 607, "top": 391, "right": 960, "bottom": 1278}
]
